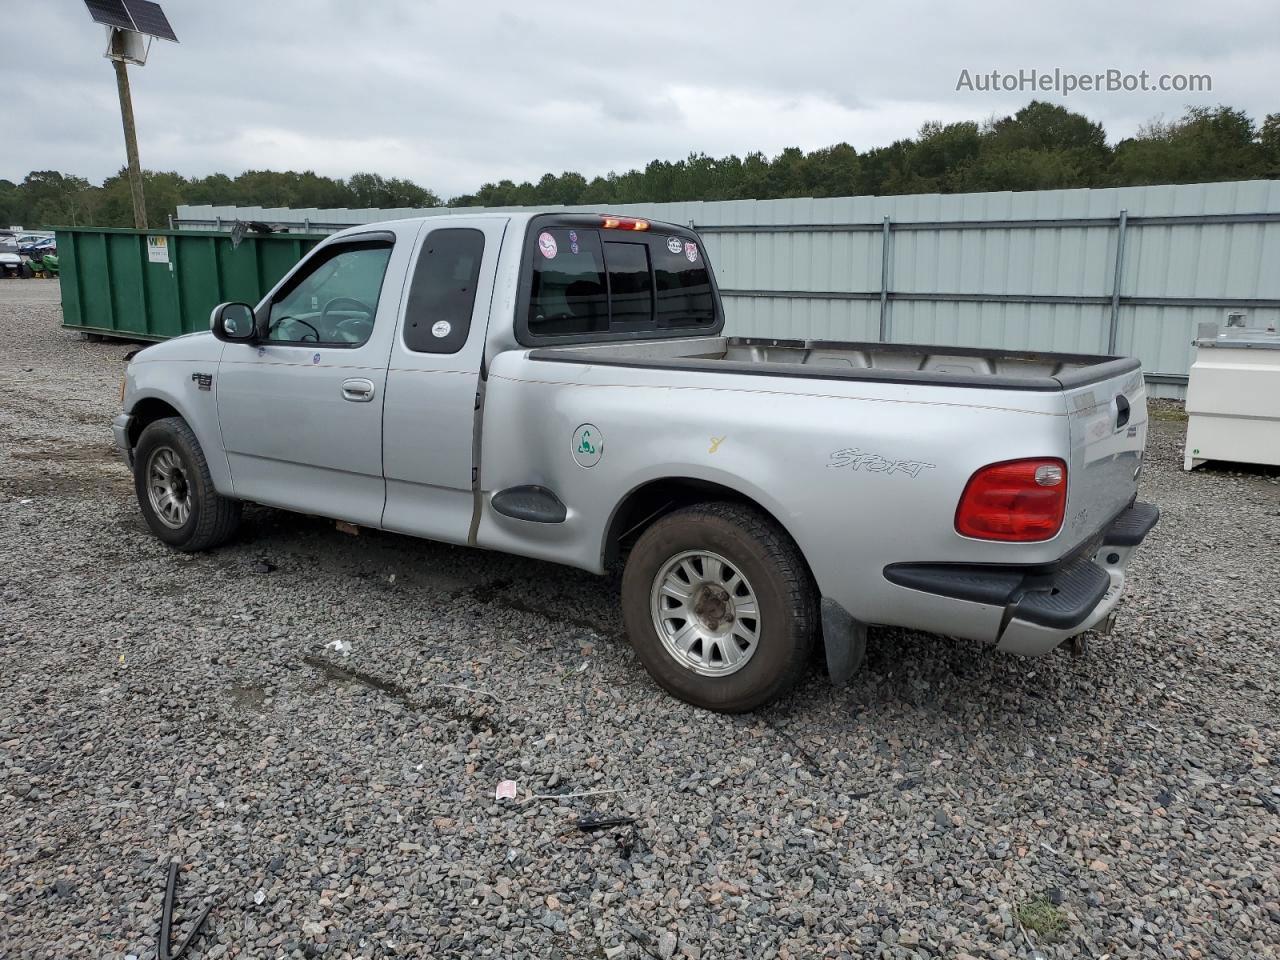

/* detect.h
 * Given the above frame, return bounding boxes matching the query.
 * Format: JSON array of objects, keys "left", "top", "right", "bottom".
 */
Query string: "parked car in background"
[
  {"left": 20, "top": 236, "right": 56, "bottom": 257},
  {"left": 0, "top": 234, "right": 33, "bottom": 278},
  {"left": 112, "top": 212, "right": 1159, "bottom": 712}
]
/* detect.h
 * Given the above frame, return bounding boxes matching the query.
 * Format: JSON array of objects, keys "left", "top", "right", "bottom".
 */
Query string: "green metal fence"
[{"left": 56, "top": 227, "right": 324, "bottom": 340}]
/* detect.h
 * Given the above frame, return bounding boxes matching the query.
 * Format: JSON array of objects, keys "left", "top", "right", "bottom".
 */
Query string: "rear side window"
[
  {"left": 403, "top": 228, "right": 485, "bottom": 354},
  {"left": 526, "top": 226, "right": 715, "bottom": 339}
]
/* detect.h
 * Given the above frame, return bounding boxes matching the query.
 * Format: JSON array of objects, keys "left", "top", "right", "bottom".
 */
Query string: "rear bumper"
[{"left": 883, "top": 501, "right": 1159, "bottom": 656}]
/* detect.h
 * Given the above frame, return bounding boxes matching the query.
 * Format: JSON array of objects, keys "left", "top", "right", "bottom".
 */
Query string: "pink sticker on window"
[
  {"left": 538, "top": 232, "right": 558, "bottom": 259},
  {"left": 683, "top": 241, "right": 698, "bottom": 263}
]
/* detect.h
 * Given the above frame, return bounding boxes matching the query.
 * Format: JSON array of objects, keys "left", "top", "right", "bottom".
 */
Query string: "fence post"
[
  {"left": 878, "top": 215, "right": 891, "bottom": 341},
  {"left": 1107, "top": 209, "right": 1128, "bottom": 354}
]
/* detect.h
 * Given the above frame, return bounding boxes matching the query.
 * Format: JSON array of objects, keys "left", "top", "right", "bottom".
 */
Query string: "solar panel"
[
  {"left": 123, "top": 0, "right": 178, "bottom": 41},
  {"left": 83, "top": 0, "right": 136, "bottom": 32}
]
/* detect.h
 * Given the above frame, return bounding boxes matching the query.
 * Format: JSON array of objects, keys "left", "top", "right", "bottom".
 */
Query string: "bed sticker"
[
  {"left": 572, "top": 423, "right": 604, "bottom": 468},
  {"left": 538, "top": 231, "right": 558, "bottom": 259}
]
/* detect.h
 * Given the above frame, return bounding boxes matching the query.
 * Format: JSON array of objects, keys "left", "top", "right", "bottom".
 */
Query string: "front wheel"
[
  {"left": 621, "top": 502, "right": 817, "bottom": 712},
  {"left": 133, "top": 417, "right": 241, "bottom": 551}
]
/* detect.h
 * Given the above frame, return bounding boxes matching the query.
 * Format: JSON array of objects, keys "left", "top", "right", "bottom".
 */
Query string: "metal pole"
[
  {"left": 877, "top": 216, "right": 891, "bottom": 341},
  {"left": 1107, "top": 209, "right": 1128, "bottom": 354},
  {"left": 111, "top": 53, "right": 148, "bottom": 229}
]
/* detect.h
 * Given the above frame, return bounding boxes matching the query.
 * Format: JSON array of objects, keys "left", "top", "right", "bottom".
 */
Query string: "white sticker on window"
[
  {"left": 667, "top": 236, "right": 683, "bottom": 254},
  {"left": 431, "top": 320, "right": 451, "bottom": 338},
  {"left": 538, "top": 231, "right": 558, "bottom": 259},
  {"left": 683, "top": 241, "right": 698, "bottom": 263}
]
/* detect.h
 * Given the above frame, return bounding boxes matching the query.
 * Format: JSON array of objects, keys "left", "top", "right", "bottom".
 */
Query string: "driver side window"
[{"left": 266, "top": 238, "right": 393, "bottom": 346}]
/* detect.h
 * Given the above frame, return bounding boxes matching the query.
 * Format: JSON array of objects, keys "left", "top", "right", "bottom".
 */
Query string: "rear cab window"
[{"left": 520, "top": 216, "right": 719, "bottom": 343}]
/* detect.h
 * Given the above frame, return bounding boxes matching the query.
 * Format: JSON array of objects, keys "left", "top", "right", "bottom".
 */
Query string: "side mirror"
[{"left": 210, "top": 302, "right": 257, "bottom": 342}]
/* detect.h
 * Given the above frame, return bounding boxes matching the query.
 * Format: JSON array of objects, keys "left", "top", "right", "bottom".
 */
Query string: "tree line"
[{"left": 3, "top": 101, "right": 1277, "bottom": 229}]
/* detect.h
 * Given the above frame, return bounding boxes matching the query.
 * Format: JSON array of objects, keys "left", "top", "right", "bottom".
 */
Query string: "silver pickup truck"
[{"left": 113, "top": 212, "right": 1158, "bottom": 711}]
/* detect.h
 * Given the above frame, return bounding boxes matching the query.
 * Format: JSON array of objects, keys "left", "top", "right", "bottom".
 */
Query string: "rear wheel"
[
  {"left": 133, "top": 417, "right": 241, "bottom": 551},
  {"left": 621, "top": 502, "right": 817, "bottom": 712}
]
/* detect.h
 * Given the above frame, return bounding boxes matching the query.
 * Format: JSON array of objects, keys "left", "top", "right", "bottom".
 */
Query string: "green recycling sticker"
[{"left": 572, "top": 423, "right": 603, "bottom": 468}]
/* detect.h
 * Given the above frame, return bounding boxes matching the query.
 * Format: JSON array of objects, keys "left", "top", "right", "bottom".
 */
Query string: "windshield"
[{"left": 0, "top": 236, "right": 17, "bottom": 253}]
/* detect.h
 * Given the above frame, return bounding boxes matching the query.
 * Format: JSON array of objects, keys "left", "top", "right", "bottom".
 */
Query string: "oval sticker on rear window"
[
  {"left": 683, "top": 241, "right": 698, "bottom": 262},
  {"left": 666, "top": 236, "right": 683, "bottom": 254},
  {"left": 538, "top": 231, "right": 558, "bottom": 259}
]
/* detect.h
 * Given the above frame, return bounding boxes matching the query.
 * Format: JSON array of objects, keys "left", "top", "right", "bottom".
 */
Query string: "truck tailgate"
[{"left": 1061, "top": 367, "right": 1147, "bottom": 549}]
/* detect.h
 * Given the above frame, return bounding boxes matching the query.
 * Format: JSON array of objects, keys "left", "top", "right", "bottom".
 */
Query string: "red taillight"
[
  {"left": 600, "top": 216, "right": 650, "bottom": 231},
  {"left": 955, "top": 458, "right": 1068, "bottom": 542}
]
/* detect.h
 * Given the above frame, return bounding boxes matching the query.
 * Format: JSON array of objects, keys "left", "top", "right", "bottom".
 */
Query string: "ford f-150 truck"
[{"left": 112, "top": 212, "right": 1159, "bottom": 712}]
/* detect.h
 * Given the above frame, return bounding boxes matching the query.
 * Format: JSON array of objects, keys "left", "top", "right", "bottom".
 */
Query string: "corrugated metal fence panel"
[
  {"left": 1114, "top": 181, "right": 1280, "bottom": 379},
  {"left": 176, "top": 181, "right": 1280, "bottom": 395}
]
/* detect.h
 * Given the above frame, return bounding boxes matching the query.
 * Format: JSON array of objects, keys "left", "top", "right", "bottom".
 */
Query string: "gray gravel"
[{"left": 2, "top": 279, "right": 1278, "bottom": 959}]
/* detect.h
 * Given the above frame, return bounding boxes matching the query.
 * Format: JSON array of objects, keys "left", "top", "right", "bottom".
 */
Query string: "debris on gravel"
[{"left": 1, "top": 282, "right": 1278, "bottom": 958}]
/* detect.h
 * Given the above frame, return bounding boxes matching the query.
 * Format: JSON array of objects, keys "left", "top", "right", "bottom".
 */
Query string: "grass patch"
[
  {"left": 1148, "top": 403, "right": 1188, "bottom": 423},
  {"left": 1015, "top": 898, "right": 1067, "bottom": 941}
]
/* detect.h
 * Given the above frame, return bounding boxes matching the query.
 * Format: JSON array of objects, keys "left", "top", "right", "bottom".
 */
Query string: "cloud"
[{"left": 3, "top": 0, "right": 1274, "bottom": 199}]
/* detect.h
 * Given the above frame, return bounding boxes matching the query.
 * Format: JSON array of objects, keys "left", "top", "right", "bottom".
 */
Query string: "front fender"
[{"left": 124, "top": 362, "right": 233, "bottom": 495}]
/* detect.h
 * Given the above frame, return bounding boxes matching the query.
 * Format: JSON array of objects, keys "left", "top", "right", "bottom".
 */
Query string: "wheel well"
[
  {"left": 604, "top": 477, "right": 798, "bottom": 567},
  {"left": 127, "top": 398, "right": 182, "bottom": 449}
]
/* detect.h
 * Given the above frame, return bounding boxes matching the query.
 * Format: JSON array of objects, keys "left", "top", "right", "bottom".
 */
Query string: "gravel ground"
[{"left": 2, "top": 279, "right": 1278, "bottom": 959}]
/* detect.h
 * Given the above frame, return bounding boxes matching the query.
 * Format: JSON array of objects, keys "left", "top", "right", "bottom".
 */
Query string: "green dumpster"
[{"left": 56, "top": 227, "right": 325, "bottom": 341}]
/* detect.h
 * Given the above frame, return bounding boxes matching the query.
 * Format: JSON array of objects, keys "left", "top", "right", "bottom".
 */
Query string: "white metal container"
[{"left": 1184, "top": 325, "right": 1280, "bottom": 470}]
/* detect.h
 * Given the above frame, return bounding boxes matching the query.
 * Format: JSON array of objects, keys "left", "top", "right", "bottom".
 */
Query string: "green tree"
[
  {"left": 1261, "top": 113, "right": 1280, "bottom": 178},
  {"left": 20, "top": 171, "right": 99, "bottom": 226},
  {"left": 1110, "top": 105, "right": 1264, "bottom": 184},
  {"left": 347, "top": 172, "right": 441, "bottom": 208},
  {"left": 8, "top": 100, "right": 1278, "bottom": 223},
  {"left": 0, "top": 179, "right": 27, "bottom": 228},
  {"left": 95, "top": 169, "right": 188, "bottom": 227}
]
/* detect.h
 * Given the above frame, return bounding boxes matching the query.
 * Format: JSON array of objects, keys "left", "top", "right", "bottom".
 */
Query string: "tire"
[
  {"left": 621, "top": 501, "right": 817, "bottom": 712},
  {"left": 133, "top": 417, "right": 241, "bottom": 551},
  {"left": 19, "top": 263, "right": 33, "bottom": 279}
]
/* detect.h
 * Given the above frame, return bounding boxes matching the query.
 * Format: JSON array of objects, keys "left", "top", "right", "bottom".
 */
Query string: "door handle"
[
  {"left": 342, "top": 378, "right": 376, "bottom": 402},
  {"left": 1115, "top": 394, "right": 1130, "bottom": 428}
]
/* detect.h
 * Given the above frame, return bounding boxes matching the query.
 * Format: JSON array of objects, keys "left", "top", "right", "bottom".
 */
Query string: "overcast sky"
[{"left": 5, "top": 0, "right": 1277, "bottom": 199}]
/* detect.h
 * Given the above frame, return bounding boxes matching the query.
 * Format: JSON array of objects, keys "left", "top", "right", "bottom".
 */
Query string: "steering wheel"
[
  {"left": 320, "top": 297, "right": 375, "bottom": 343},
  {"left": 321, "top": 297, "right": 374, "bottom": 324}
]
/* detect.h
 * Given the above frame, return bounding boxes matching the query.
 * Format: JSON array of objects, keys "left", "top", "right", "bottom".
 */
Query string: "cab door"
[
  {"left": 380, "top": 217, "right": 508, "bottom": 543},
  {"left": 215, "top": 226, "right": 418, "bottom": 526}
]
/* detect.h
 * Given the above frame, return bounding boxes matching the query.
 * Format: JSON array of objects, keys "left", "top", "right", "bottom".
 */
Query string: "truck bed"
[{"left": 528, "top": 335, "right": 1141, "bottom": 392}]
